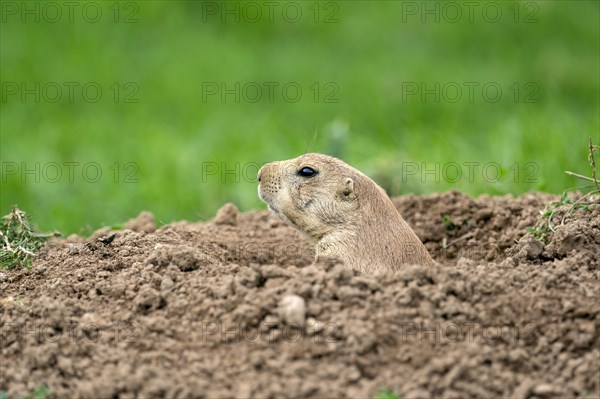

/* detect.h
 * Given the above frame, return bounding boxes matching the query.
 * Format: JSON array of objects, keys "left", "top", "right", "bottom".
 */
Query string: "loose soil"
[{"left": 1, "top": 192, "right": 599, "bottom": 399}]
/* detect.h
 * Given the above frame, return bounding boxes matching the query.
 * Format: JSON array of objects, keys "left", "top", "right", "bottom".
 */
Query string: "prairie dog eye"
[{"left": 297, "top": 167, "right": 318, "bottom": 178}]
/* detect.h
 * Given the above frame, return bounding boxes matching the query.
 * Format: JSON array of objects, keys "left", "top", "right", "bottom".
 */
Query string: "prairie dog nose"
[{"left": 258, "top": 162, "right": 277, "bottom": 183}]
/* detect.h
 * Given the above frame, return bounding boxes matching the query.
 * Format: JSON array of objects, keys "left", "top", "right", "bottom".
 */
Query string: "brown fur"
[{"left": 258, "top": 153, "right": 434, "bottom": 272}]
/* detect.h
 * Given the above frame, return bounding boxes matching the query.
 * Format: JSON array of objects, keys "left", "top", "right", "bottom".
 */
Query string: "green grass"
[
  {"left": 0, "top": 207, "right": 50, "bottom": 269},
  {"left": 1, "top": 1, "right": 599, "bottom": 234}
]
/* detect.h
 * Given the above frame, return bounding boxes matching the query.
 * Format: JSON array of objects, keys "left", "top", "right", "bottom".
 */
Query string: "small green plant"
[
  {"left": 442, "top": 214, "right": 470, "bottom": 231},
  {"left": 30, "top": 385, "right": 50, "bottom": 399},
  {"left": 0, "top": 207, "right": 53, "bottom": 269},
  {"left": 565, "top": 137, "right": 600, "bottom": 191},
  {"left": 530, "top": 137, "right": 599, "bottom": 243},
  {"left": 0, "top": 385, "right": 50, "bottom": 399},
  {"left": 375, "top": 389, "right": 400, "bottom": 399},
  {"left": 528, "top": 190, "right": 573, "bottom": 242},
  {"left": 441, "top": 214, "right": 458, "bottom": 231}
]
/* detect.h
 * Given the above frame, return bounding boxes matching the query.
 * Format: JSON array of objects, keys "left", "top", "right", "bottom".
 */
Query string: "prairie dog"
[{"left": 258, "top": 153, "right": 434, "bottom": 272}]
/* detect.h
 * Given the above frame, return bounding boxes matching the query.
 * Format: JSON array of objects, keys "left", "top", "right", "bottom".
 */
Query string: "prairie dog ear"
[{"left": 341, "top": 177, "right": 356, "bottom": 199}]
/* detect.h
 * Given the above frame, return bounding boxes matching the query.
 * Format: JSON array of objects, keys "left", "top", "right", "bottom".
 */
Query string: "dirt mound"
[
  {"left": 1, "top": 192, "right": 598, "bottom": 398},
  {"left": 392, "top": 191, "right": 558, "bottom": 263}
]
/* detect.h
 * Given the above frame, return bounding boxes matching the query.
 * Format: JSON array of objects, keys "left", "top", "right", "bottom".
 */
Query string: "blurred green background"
[{"left": 1, "top": 0, "right": 599, "bottom": 234}]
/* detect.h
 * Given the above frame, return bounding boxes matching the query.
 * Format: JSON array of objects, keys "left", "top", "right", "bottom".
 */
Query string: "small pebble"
[
  {"left": 278, "top": 294, "right": 306, "bottom": 327},
  {"left": 160, "top": 276, "right": 174, "bottom": 291}
]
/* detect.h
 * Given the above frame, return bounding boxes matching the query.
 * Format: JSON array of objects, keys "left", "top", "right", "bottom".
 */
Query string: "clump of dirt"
[{"left": 1, "top": 192, "right": 598, "bottom": 398}]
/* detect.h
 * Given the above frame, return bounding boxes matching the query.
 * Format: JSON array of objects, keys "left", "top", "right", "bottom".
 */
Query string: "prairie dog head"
[{"left": 258, "top": 153, "right": 361, "bottom": 239}]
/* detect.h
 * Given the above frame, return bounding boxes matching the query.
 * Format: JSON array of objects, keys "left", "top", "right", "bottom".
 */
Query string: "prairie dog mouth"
[
  {"left": 258, "top": 185, "right": 278, "bottom": 213},
  {"left": 258, "top": 184, "right": 271, "bottom": 204},
  {"left": 258, "top": 189, "right": 295, "bottom": 227}
]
